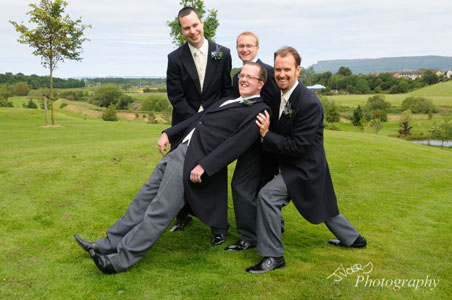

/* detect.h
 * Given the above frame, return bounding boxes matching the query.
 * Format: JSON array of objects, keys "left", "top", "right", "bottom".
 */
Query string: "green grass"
[
  {"left": 1, "top": 107, "right": 451, "bottom": 299},
  {"left": 326, "top": 81, "right": 452, "bottom": 109}
]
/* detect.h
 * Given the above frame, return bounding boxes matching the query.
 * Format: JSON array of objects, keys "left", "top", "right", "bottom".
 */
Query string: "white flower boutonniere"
[
  {"left": 282, "top": 103, "right": 294, "bottom": 117},
  {"left": 211, "top": 45, "right": 223, "bottom": 60}
]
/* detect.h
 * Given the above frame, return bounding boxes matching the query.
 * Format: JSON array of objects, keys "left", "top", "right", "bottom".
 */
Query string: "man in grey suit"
[
  {"left": 246, "top": 47, "right": 366, "bottom": 274},
  {"left": 74, "top": 63, "right": 270, "bottom": 274},
  {"left": 225, "top": 32, "right": 281, "bottom": 251},
  {"left": 166, "top": 7, "right": 233, "bottom": 242}
]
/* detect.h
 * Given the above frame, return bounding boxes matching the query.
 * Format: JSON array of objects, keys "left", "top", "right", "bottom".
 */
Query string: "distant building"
[
  {"left": 392, "top": 70, "right": 424, "bottom": 80},
  {"left": 307, "top": 84, "right": 326, "bottom": 92},
  {"left": 446, "top": 70, "right": 452, "bottom": 79}
]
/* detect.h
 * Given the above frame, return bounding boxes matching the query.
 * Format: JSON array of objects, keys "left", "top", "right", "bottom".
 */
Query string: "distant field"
[{"left": 327, "top": 81, "right": 452, "bottom": 108}]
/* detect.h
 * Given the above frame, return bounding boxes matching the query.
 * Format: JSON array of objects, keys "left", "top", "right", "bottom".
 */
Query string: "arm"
[
  {"left": 198, "top": 109, "right": 265, "bottom": 177},
  {"left": 262, "top": 101, "right": 323, "bottom": 158},
  {"left": 220, "top": 50, "right": 234, "bottom": 98},
  {"left": 166, "top": 55, "right": 197, "bottom": 120}
]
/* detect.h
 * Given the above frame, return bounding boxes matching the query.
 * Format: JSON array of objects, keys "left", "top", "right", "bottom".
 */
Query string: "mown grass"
[
  {"left": 326, "top": 81, "right": 452, "bottom": 109},
  {"left": 1, "top": 106, "right": 451, "bottom": 300}
]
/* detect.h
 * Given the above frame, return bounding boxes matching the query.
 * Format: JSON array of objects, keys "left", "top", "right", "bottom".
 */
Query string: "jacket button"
[{"left": 198, "top": 121, "right": 202, "bottom": 124}]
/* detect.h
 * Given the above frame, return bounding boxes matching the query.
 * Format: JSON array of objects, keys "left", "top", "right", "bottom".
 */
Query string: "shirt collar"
[
  {"left": 242, "top": 57, "right": 259, "bottom": 66},
  {"left": 188, "top": 38, "right": 208, "bottom": 56},
  {"left": 281, "top": 80, "right": 299, "bottom": 102}
]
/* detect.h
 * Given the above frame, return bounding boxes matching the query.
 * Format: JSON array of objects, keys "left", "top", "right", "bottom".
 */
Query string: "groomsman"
[
  {"left": 225, "top": 32, "right": 280, "bottom": 252},
  {"left": 166, "top": 7, "right": 233, "bottom": 243},
  {"left": 74, "top": 62, "right": 269, "bottom": 274},
  {"left": 247, "top": 47, "right": 367, "bottom": 274}
]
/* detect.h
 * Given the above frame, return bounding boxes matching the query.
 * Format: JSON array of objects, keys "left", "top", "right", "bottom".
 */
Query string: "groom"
[
  {"left": 166, "top": 7, "right": 233, "bottom": 242},
  {"left": 74, "top": 62, "right": 270, "bottom": 274}
]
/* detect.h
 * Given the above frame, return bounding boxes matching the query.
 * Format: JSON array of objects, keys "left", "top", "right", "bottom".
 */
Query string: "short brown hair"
[
  {"left": 177, "top": 7, "right": 201, "bottom": 26},
  {"left": 274, "top": 46, "right": 302, "bottom": 67},
  {"left": 244, "top": 62, "right": 267, "bottom": 84},
  {"left": 236, "top": 31, "right": 259, "bottom": 47}
]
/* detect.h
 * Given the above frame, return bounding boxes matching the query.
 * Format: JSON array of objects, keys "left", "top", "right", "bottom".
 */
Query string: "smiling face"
[
  {"left": 238, "top": 64, "right": 264, "bottom": 98},
  {"left": 274, "top": 53, "right": 301, "bottom": 94},
  {"left": 236, "top": 34, "right": 259, "bottom": 63},
  {"left": 179, "top": 11, "right": 205, "bottom": 48}
]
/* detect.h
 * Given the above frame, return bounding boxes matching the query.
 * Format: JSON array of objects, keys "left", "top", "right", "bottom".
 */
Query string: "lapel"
[
  {"left": 202, "top": 40, "right": 220, "bottom": 95},
  {"left": 181, "top": 43, "right": 202, "bottom": 94},
  {"left": 277, "top": 82, "right": 301, "bottom": 129},
  {"left": 208, "top": 97, "right": 263, "bottom": 114}
]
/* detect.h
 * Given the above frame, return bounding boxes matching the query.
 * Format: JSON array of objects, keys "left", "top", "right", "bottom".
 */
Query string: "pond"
[{"left": 411, "top": 140, "right": 452, "bottom": 147}]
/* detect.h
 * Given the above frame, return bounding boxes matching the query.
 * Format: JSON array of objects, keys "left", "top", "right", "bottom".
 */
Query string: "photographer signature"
[{"left": 327, "top": 262, "right": 374, "bottom": 282}]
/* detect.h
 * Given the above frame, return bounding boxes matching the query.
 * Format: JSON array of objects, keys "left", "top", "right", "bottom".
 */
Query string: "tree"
[
  {"left": 10, "top": 0, "right": 91, "bottom": 125},
  {"left": 337, "top": 66, "right": 352, "bottom": 76},
  {"left": 355, "top": 78, "right": 370, "bottom": 94},
  {"left": 102, "top": 104, "right": 118, "bottom": 121},
  {"left": 13, "top": 82, "right": 31, "bottom": 96},
  {"left": 430, "top": 118, "right": 452, "bottom": 147},
  {"left": 352, "top": 105, "right": 363, "bottom": 126},
  {"left": 423, "top": 70, "right": 439, "bottom": 85},
  {"left": 401, "top": 96, "right": 436, "bottom": 114},
  {"left": 398, "top": 110, "right": 413, "bottom": 138},
  {"left": 92, "top": 85, "right": 123, "bottom": 107},
  {"left": 300, "top": 66, "right": 315, "bottom": 86},
  {"left": 167, "top": 0, "right": 219, "bottom": 48}
]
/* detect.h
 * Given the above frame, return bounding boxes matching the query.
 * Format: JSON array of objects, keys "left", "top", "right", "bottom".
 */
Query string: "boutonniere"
[
  {"left": 282, "top": 103, "right": 294, "bottom": 117},
  {"left": 239, "top": 98, "right": 256, "bottom": 107},
  {"left": 211, "top": 45, "right": 223, "bottom": 60}
]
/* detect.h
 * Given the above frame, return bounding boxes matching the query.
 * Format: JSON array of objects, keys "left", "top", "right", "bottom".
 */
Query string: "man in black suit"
[
  {"left": 225, "top": 32, "right": 280, "bottom": 251},
  {"left": 166, "top": 7, "right": 233, "bottom": 242},
  {"left": 74, "top": 63, "right": 270, "bottom": 274},
  {"left": 246, "top": 47, "right": 367, "bottom": 274}
]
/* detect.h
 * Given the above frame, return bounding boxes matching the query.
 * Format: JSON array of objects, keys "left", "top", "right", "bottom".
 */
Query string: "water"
[{"left": 411, "top": 140, "right": 452, "bottom": 147}]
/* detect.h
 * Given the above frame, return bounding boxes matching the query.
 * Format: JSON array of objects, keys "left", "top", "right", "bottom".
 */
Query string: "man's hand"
[
  {"left": 158, "top": 132, "right": 170, "bottom": 156},
  {"left": 190, "top": 164, "right": 205, "bottom": 183},
  {"left": 256, "top": 110, "right": 270, "bottom": 138}
]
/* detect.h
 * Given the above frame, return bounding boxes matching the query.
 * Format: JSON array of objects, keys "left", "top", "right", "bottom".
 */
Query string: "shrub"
[
  {"left": 23, "top": 99, "right": 38, "bottom": 109},
  {"left": 352, "top": 105, "right": 363, "bottom": 126},
  {"left": 398, "top": 110, "right": 413, "bottom": 138},
  {"left": 93, "top": 85, "right": 123, "bottom": 107},
  {"left": 430, "top": 118, "right": 452, "bottom": 147},
  {"left": 401, "top": 96, "right": 436, "bottom": 114},
  {"left": 0, "top": 97, "right": 14, "bottom": 107},
  {"left": 102, "top": 104, "right": 118, "bottom": 121},
  {"left": 366, "top": 119, "right": 383, "bottom": 134},
  {"left": 13, "top": 82, "right": 30, "bottom": 96}
]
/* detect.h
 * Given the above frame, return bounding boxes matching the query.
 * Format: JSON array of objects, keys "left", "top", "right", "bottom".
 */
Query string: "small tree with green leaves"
[
  {"left": 167, "top": 0, "right": 219, "bottom": 48},
  {"left": 430, "top": 118, "right": 452, "bottom": 147},
  {"left": 366, "top": 119, "right": 383, "bottom": 134},
  {"left": 23, "top": 99, "right": 38, "bottom": 109},
  {"left": 102, "top": 104, "right": 118, "bottom": 121},
  {"left": 352, "top": 105, "right": 363, "bottom": 126},
  {"left": 10, "top": 0, "right": 91, "bottom": 125},
  {"left": 398, "top": 110, "right": 413, "bottom": 138}
]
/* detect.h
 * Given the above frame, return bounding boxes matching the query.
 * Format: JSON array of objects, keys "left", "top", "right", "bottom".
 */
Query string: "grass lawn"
[{"left": 1, "top": 107, "right": 451, "bottom": 299}]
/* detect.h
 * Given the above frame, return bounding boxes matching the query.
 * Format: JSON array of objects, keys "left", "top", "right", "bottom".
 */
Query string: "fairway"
[{"left": 1, "top": 107, "right": 451, "bottom": 300}]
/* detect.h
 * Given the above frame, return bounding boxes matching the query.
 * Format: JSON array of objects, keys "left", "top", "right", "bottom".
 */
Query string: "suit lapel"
[
  {"left": 208, "top": 97, "right": 263, "bottom": 113},
  {"left": 181, "top": 43, "right": 202, "bottom": 94},
  {"left": 202, "top": 40, "right": 220, "bottom": 95}
]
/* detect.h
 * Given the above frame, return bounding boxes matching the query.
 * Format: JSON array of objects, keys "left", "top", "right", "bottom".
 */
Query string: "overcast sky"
[{"left": 1, "top": 0, "right": 451, "bottom": 78}]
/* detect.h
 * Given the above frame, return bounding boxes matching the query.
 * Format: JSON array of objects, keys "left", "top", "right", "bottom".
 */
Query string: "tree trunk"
[
  {"left": 43, "top": 96, "right": 48, "bottom": 125},
  {"left": 50, "top": 66, "right": 55, "bottom": 125}
]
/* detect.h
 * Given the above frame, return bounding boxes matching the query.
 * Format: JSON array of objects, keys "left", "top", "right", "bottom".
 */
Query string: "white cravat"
[
  {"left": 279, "top": 81, "right": 299, "bottom": 118},
  {"left": 279, "top": 94, "right": 287, "bottom": 119}
]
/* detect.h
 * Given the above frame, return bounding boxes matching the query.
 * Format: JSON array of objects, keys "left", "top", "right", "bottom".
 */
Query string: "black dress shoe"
[
  {"left": 169, "top": 216, "right": 193, "bottom": 232},
  {"left": 74, "top": 233, "right": 100, "bottom": 253},
  {"left": 246, "top": 256, "right": 285, "bottom": 274},
  {"left": 89, "top": 249, "right": 117, "bottom": 274},
  {"left": 224, "top": 239, "right": 255, "bottom": 251},
  {"left": 328, "top": 235, "right": 367, "bottom": 249},
  {"left": 210, "top": 234, "right": 226, "bottom": 246}
]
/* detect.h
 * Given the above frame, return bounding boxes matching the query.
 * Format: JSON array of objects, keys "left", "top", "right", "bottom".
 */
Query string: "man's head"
[
  {"left": 236, "top": 32, "right": 259, "bottom": 63},
  {"left": 274, "top": 46, "right": 302, "bottom": 94},
  {"left": 178, "top": 7, "right": 205, "bottom": 48},
  {"left": 238, "top": 62, "right": 267, "bottom": 98}
]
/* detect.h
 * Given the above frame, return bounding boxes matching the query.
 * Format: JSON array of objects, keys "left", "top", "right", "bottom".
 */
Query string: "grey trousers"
[
  {"left": 95, "top": 144, "right": 187, "bottom": 272},
  {"left": 231, "top": 141, "right": 262, "bottom": 244},
  {"left": 256, "top": 174, "right": 360, "bottom": 257}
]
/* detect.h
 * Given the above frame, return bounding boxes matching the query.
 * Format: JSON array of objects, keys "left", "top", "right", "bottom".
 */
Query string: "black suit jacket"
[
  {"left": 262, "top": 81, "right": 339, "bottom": 224},
  {"left": 166, "top": 39, "right": 234, "bottom": 127},
  {"left": 165, "top": 97, "right": 270, "bottom": 229}
]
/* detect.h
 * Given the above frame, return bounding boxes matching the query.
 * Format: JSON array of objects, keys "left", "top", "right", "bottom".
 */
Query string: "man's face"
[
  {"left": 236, "top": 35, "right": 259, "bottom": 63},
  {"left": 238, "top": 64, "right": 264, "bottom": 98},
  {"left": 274, "top": 53, "right": 301, "bottom": 94},
  {"left": 179, "top": 11, "right": 205, "bottom": 48}
]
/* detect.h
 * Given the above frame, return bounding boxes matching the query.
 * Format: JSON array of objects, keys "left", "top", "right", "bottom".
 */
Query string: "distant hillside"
[
  {"left": 310, "top": 56, "right": 452, "bottom": 74},
  {"left": 409, "top": 80, "right": 452, "bottom": 97}
]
